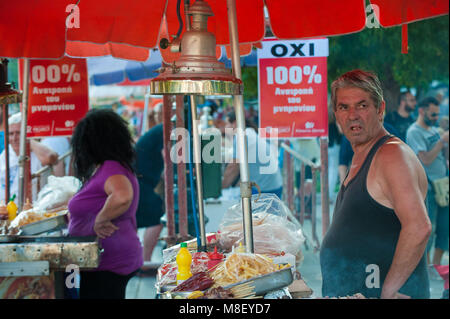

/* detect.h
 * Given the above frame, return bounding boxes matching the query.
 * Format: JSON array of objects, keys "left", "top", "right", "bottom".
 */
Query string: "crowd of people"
[{"left": 0, "top": 71, "right": 448, "bottom": 299}]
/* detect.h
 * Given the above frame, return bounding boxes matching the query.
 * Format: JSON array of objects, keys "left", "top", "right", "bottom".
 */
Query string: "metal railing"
[
  {"left": 31, "top": 150, "right": 72, "bottom": 194},
  {"left": 281, "top": 137, "right": 330, "bottom": 252}
]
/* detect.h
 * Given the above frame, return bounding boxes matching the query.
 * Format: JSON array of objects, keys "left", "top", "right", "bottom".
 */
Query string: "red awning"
[{"left": 0, "top": 0, "right": 448, "bottom": 60}]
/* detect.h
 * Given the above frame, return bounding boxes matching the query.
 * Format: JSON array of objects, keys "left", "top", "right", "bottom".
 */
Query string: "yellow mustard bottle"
[
  {"left": 176, "top": 242, "right": 192, "bottom": 285},
  {"left": 7, "top": 194, "right": 18, "bottom": 221}
]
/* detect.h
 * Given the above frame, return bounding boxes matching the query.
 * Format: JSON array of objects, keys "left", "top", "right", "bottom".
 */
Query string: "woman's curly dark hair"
[{"left": 71, "top": 109, "right": 135, "bottom": 184}]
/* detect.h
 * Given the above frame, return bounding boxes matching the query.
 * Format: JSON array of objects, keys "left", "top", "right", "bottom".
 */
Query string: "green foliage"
[
  {"left": 242, "top": 66, "right": 259, "bottom": 102},
  {"left": 241, "top": 16, "right": 449, "bottom": 112},
  {"left": 327, "top": 15, "right": 449, "bottom": 110},
  {"left": 6, "top": 59, "right": 19, "bottom": 88}
]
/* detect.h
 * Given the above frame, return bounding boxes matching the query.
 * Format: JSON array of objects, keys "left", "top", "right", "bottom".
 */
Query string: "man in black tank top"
[{"left": 320, "top": 70, "right": 431, "bottom": 299}]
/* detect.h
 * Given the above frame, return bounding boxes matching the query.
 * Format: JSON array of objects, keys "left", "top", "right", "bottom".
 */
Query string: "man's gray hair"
[
  {"left": 8, "top": 112, "right": 22, "bottom": 125},
  {"left": 331, "top": 70, "right": 384, "bottom": 111}
]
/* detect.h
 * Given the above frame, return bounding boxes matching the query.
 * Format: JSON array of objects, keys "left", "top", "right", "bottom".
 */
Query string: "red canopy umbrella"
[{"left": 0, "top": 0, "right": 448, "bottom": 60}]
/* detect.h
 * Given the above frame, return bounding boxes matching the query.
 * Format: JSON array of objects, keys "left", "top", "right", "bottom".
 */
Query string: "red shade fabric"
[
  {"left": 370, "top": 0, "right": 449, "bottom": 27},
  {"left": 0, "top": 0, "right": 448, "bottom": 60},
  {"left": 66, "top": 0, "right": 166, "bottom": 49},
  {"left": 0, "top": 0, "right": 73, "bottom": 59},
  {"left": 66, "top": 42, "right": 150, "bottom": 61},
  {"left": 266, "top": 0, "right": 367, "bottom": 39}
]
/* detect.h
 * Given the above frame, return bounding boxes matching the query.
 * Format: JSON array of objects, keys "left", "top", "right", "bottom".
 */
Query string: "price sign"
[
  {"left": 258, "top": 38, "right": 329, "bottom": 138},
  {"left": 19, "top": 57, "right": 89, "bottom": 138}
]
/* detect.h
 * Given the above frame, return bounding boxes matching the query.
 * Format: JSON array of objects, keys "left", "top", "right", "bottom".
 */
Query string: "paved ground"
[{"left": 126, "top": 195, "right": 448, "bottom": 299}]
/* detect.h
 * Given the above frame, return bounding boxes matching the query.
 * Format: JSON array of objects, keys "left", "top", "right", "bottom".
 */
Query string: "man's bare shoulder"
[
  {"left": 376, "top": 138, "right": 422, "bottom": 166},
  {"left": 373, "top": 137, "right": 427, "bottom": 193}
]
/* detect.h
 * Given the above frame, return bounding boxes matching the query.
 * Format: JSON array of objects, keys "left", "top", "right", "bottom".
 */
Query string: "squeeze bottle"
[
  {"left": 7, "top": 194, "right": 18, "bottom": 221},
  {"left": 176, "top": 242, "right": 192, "bottom": 285},
  {"left": 207, "top": 246, "right": 224, "bottom": 271}
]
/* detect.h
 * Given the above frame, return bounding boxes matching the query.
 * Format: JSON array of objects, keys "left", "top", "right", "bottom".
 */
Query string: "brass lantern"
[{"left": 150, "top": 0, "right": 242, "bottom": 95}]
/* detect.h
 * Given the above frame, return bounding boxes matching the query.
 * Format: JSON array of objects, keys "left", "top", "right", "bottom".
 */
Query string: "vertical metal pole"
[
  {"left": 2, "top": 104, "right": 10, "bottom": 202},
  {"left": 300, "top": 163, "right": 305, "bottom": 225},
  {"left": 285, "top": 141, "right": 294, "bottom": 211},
  {"left": 141, "top": 87, "right": 151, "bottom": 135},
  {"left": 189, "top": 95, "right": 207, "bottom": 251},
  {"left": 163, "top": 95, "right": 176, "bottom": 246},
  {"left": 227, "top": 0, "right": 254, "bottom": 253},
  {"left": 18, "top": 59, "right": 30, "bottom": 211},
  {"left": 176, "top": 95, "right": 188, "bottom": 240},
  {"left": 320, "top": 136, "right": 330, "bottom": 238},
  {"left": 311, "top": 168, "right": 320, "bottom": 251}
]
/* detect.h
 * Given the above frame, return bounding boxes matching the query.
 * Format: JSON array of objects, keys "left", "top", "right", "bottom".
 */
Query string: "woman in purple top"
[{"left": 68, "top": 109, "right": 143, "bottom": 299}]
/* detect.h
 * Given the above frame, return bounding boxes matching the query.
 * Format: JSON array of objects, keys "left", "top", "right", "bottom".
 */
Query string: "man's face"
[
  {"left": 423, "top": 104, "right": 440, "bottom": 127},
  {"left": 403, "top": 93, "right": 417, "bottom": 113},
  {"left": 8, "top": 123, "right": 21, "bottom": 155},
  {"left": 334, "top": 87, "right": 384, "bottom": 147}
]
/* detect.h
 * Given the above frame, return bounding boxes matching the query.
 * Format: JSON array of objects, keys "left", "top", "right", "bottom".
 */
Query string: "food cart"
[
  {"left": 153, "top": 194, "right": 313, "bottom": 299},
  {"left": 0, "top": 207, "right": 101, "bottom": 299},
  {"left": 1, "top": 0, "right": 447, "bottom": 300}
]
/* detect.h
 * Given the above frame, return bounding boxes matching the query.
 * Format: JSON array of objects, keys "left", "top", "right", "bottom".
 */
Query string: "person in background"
[
  {"left": 222, "top": 111, "right": 283, "bottom": 198},
  {"left": 134, "top": 104, "right": 165, "bottom": 276},
  {"left": 147, "top": 102, "right": 163, "bottom": 132},
  {"left": 0, "top": 107, "right": 4, "bottom": 153},
  {"left": 68, "top": 109, "right": 143, "bottom": 299},
  {"left": 321, "top": 69, "right": 431, "bottom": 299},
  {"left": 406, "top": 97, "right": 449, "bottom": 267},
  {"left": 328, "top": 108, "right": 342, "bottom": 201},
  {"left": 41, "top": 136, "right": 71, "bottom": 176},
  {"left": 384, "top": 91, "right": 417, "bottom": 142},
  {"left": 0, "top": 112, "right": 58, "bottom": 202}
]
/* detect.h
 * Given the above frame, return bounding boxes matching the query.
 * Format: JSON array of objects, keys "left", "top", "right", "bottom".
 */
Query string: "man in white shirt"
[
  {"left": 0, "top": 113, "right": 58, "bottom": 202},
  {"left": 222, "top": 112, "right": 283, "bottom": 198}
]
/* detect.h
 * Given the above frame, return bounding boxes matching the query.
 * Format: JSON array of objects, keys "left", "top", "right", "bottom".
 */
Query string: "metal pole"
[
  {"left": 227, "top": 0, "right": 254, "bottom": 253},
  {"left": 176, "top": 95, "right": 189, "bottom": 240},
  {"left": 300, "top": 163, "right": 306, "bottom": 225},
  {"left": 18, "top": 59, "right": 30, "bottom": 211},
  {"left": 163, "top": 95, "right": 176, "bottom": 246},
  {"left": 141, "top": 87, "right": 151, "bottom": 135},
  {"left": 285, "top": 141, "right": 294, "bottom": 211},
  {"left": 189, "top": 95, "right": 207, "bottom": 251},
  {"left": 2, "top": 104, "right": 10, "bottom": 202},
  {"left": 320, "top": 136, "right": 330, "bottom": 238},
  {"left": 311, "top": 167, "right": 320, "bottom": 251}
]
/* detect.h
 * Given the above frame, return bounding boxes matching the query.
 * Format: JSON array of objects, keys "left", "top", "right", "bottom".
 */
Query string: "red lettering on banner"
[
  {"left": 19, "top": 57, "right": 89, "bottom": 138},
  {"left": 258, "top": 39, "right": 329, "bottom": 138}
]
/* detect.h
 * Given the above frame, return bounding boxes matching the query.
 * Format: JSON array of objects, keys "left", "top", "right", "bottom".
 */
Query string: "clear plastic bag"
[
  {"left": 217, "top": 193, "right": 305, "bottom": 260},
  {"left": 34, "top": 176, "right": 81, "bottom": 211}
]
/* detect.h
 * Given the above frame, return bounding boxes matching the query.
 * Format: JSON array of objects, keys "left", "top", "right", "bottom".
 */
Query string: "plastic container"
[
  {"left": 7, "top": 194, "right": 18, "bottom": 221},
  {"left": 207, "top": 246, "right": 224, "bottom": 271},
  {"left": 176, "top": 242, "right": 192, "bottom": 285}
]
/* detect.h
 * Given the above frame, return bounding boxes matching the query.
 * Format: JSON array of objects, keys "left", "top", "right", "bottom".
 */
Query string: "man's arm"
[
  {"left": 374, "top": 143, "right": 431, "bottom": 299},
  {"left": 417, "top": 131, "right": 448, "bottom": 166},
  {"left": 222, "top": 162, "right": 240, "bottom": 189},
  {"left": 30, "top": 140, "right": 58, "bottom": 166},
  {"left": 52, "top": 160, "right": 65, "bottom": 177}
]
